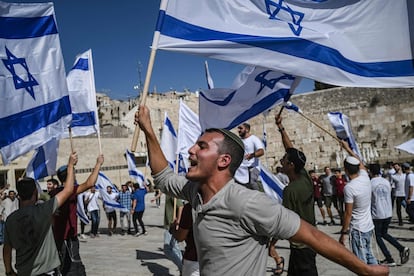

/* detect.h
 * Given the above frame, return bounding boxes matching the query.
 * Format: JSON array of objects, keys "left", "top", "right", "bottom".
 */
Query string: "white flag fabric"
[
  {"left": 126, "top": 149, "right": 145, "bottom": 188},
  {"left": 77, "top": 192, "right": 90, "bottom": 225},
  {"left": 177, "top": 100, "right": 201, "bottom": 169},
  {"left": 26, "top": 138, "right": 59, "bottom": 180},
  {"left": 95, "top": 172, "right": 128, "bottom": 212},
  {"left": 199, "top": 66, "right": 299, "bottom": 130},
  {"left": 156, "top": 0, "right": 414, "bottom": 88},
  {"left": 64, "top": 49, "right": 99, "bottom": 137},
  {"left": 259, "top": 164, "right": 285, "bottom": 204},
  {"left": 160, "top": 112, "right": 187, "bottom": 174},
  {"left": 0, "top": 2, "right": 71, "bottom": 164},
  {"left": 327, "top": 112, "right": 362, "bottom": 160},
  {"left": 395, "top": 139, "right": 414, "bottom": 155}
]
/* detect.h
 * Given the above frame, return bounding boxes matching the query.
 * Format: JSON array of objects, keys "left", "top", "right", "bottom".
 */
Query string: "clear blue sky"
[{"left": 8, "top": 0, "right": 314, "bottom": 100}]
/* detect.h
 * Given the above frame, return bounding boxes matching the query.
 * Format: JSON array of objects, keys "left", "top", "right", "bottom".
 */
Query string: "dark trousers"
[
  {"left": 90, "top": 210, "right": 100, "bottom": 235},
  {"left": 373, "top": 217, "right": 404, "bottom": 260},
  {"left": 59, "top": 237, "right": 86, "bottom": 276},
  {"left": 288, "top": 247, "right": 318, "bottom": 276},
  {"left": 133, "top": 210, "right": 146, "bottom": 233},
  {"left": 407, "top": 202, "right": 414, "bottom": 222},
  {"left": 396, "top": 197, "right": 405, "bottom": 223}
]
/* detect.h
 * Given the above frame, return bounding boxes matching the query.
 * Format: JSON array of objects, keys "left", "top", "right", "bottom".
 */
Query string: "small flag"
[
  {"left": 95, "top": 172, "right": 128, "bottom": 212},
  {"left": 259, "top": 164, "right": 285, "bottom": 204},
  {"left": 26, "top": 138, "right": 59, "bottom": 180},
  {"left": 126, "top": 149, "right": 145, "bottom": 188},
  {"left": 327, "top": 112, "right": 362, "bottom": 159}
]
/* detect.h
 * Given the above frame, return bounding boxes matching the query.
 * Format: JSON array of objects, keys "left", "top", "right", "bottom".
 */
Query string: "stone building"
[{"left": 1, "top": 87, "right": 413, "bottom": 190}]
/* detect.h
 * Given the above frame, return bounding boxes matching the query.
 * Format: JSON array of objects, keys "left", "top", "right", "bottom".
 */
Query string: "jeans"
[
  {"left": 373, "top": 217, "right": 404, "bottom": 260},
  {"left": 0, "top": 221, "right": 4, "bottom": 244},
  {"left": 132, "top": 211, "right": 146, "bottom": 233},
  {"left": 164, "top": 230, "right": 183, "bottom": 271},
  {"left": 90, "top": 210, "right": 100, "bottom": 235},
  {"left": 120, "top": 211, "right": 131, "bottom": 232},
  {"left": 350, "top": 228, "right": 377, "bottom": 264}
]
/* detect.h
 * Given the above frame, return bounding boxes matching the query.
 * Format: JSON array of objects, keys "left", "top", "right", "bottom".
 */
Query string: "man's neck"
[{"left": 199, "top": 176, "right": 232, "bottom": 204}]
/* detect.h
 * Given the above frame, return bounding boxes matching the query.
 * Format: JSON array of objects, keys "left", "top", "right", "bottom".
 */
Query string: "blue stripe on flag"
[
  {"left": 71, "top": 111, "right": 96, "bottom": 127},
  {"left": 71, "top": 58, "right": 89, "bottom": 71},
  {"left": 32, "top": 146, "right": 47, "bottom": 179},
  {"left": 129, "top": 170, "right": 145, "bottom": 182},
  {"left": 260, "top": 169, "right": 284, "bottom": 199},
  {"left": 165, "top": 117, "right": 177, "bottom": 138},
  {"left": 0, "top": 15, "right": 58, "bottom": 39},
  {"left": 158, "top": 14, "right": 414, "bottom": 78},
  {"left": 226, "top": 88, "right": 290, "bottom": 130},
  {"left": 0, "top": 96, "right": 71, "bottom": 148}
]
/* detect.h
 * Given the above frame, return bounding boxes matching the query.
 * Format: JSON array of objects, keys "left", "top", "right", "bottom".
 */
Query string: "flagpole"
[
  {"left": 88, "top": 49, "right": 103, "bottom": 154},
  {"left": 131, "top": 0, "right": 169, "bottom": 152},
  {"left": 69, "top": 127, "right": 75, "bottom": 152},
  {"left": 297, "top": 112, "right": 341, "bottom": 144}
]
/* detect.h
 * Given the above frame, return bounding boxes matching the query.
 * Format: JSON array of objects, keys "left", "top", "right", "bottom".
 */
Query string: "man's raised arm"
[{"left": 135, "top": 105, "right": 168, "bottom": 174}]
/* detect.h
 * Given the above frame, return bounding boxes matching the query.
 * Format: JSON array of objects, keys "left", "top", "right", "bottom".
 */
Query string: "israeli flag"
[
  {"left": 199, "top": 66, "right": 299, "bottom": 130},
  {"left": 95, "top": 172, "right": 128, "bottom": 212},
  {"left": 157, "top": 0, "right": 414, "bottom": 88},
  {"left": 0, "top": 2, "right": 71, "bottom": 164},
  {"left": 26, "top": 138, "right": 59, "bottom": 180},
  {"left": 177, "top": 100, "right": 201, "bottom": 169},
  {"left": 284, "top": 101, "right": 302, "bottom": 113},
  {"left": 160, "top": 112, "right": 186, "bottom": 174},
  {"left": 77, "top": 192, "right": 90, "bottom": 225},
  {"left": 259, "top": 164, "right": 285, "bottom": 204},
  {"left": 126, "top": 149, "right": 145, "bottom": 188},
  {"left": 327, "top": 112, "right": 362, "bottom": 160},
  {"left": 64, "top": 49, "right": 99, "bottom": 137}
]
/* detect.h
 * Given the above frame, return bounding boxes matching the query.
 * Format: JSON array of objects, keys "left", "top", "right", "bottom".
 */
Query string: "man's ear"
[{"left": 218, "top": 154, "right": 231, "bottom": 169}]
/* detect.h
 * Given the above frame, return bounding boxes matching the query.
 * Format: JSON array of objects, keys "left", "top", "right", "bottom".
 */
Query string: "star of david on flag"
[
  {"left": 0, "top": 1, "right": 71, "bottom": 164},
  {"left": 156, "top": 0, "right": 414, "bottom": 88}
]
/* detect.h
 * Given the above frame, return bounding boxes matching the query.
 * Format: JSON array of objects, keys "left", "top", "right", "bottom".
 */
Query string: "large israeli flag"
[
  {"left": 126, "top": 149, "right": 145, "bottom": 188},
  {"left": 156, "top": 0, "right": 414, "bottom": 88},
  {"left": 26, "top": 138, "right": 59, "bottom": 180},
  {"left": 199, "top": 66, "right": 299, "bottom": 130},
  {"left": 65, "top": 49, "right": 99, "bottom": 137},
  {"left": 0, "top": 2, "right": 71, "bottom": 164},
  {"left": 327, "top": 112, "right": 362, "bottom": 160}
]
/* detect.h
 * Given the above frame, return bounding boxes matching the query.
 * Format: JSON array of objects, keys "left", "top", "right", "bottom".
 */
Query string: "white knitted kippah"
[{"left": 345, "top": 156, "right": 360, "bottom": 166}]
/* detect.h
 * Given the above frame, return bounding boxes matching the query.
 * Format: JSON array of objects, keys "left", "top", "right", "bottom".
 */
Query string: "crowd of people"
[{"left": 0, "top": 104, "right": 413, "bottom": 275}]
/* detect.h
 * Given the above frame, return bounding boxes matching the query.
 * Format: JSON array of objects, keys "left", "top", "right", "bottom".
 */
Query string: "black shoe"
[
  {"left": 379, "top": 259, "right": 396, "bottom": 267},
  {"left": 400, "top": 247, "right": 410, "bottom": 264}
]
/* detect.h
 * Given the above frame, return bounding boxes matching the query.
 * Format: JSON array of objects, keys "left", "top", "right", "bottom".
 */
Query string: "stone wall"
[{"left": 1, "top": 87, "right": 413, "bottom": 189}]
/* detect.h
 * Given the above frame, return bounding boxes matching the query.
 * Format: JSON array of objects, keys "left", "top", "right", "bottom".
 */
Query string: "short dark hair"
[
  {"left": 242, "top": 123, "right": 250, "bottom": 131},
  {"left": 17, "top": 178, "right": 37, "bottom": 200},
  {"left": 286, "top": 148, "right": 306, "bottom": 174},
  {"left": 47, "top": 178, "right": 59, "bottom": 186},
  {"left": 57, "top": 165, "right": 68, "bottom": 183},
  {"left": 369, "top": 163, "right": 381, "bottom": 175},
  {"left": 205, "top": 128, "right": 244, "bottom": 176},
  {"left": 308, "top": 169, "right": 315, "bottom": 174}
]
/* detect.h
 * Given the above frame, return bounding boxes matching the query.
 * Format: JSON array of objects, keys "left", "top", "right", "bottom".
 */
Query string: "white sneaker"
[{"left": 79, "top": 234, "right": 87, "bottom": 240}]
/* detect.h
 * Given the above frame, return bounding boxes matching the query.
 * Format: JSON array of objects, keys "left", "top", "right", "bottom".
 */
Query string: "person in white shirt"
[
  {"left": 390, "top": 163, "right": 406, "bottom": 226},
  {"left": 85, "top": 186, "right": 101, "bottom": 238},
  {"left": 235, "top": 123, "right": 264, "bottom": 190},
  {"left": 339, "top": 141, "right": 377, "bottom": 265},
  {"left": 370, "top": 164, "right": 409, "bottom": 266},
  {"left": 402, "top": 163, "right": 414, "bottom": 223},
  {"left": 104, "top": 186, "right": 118, "bottom": 236}
]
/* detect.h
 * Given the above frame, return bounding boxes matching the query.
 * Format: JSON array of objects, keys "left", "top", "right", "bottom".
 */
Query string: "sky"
[{"left": 7, "top": 0, "right": 314, "bottom": 101}]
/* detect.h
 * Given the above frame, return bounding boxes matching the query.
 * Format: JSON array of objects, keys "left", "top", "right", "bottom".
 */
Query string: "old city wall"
[{"left": 1, "top": 87, "right": 413, "bottom": 189}]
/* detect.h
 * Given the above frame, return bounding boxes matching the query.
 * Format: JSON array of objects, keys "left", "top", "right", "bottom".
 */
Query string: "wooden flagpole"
[
  {"left": 131, "top": 0, "right": 169, "bottom": 152},
  {"left": 69, "top": 127, "right": 75, "bottom": 153},
  {"left": 297, "top": 112, "right": 341, "bottom": 144}
]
